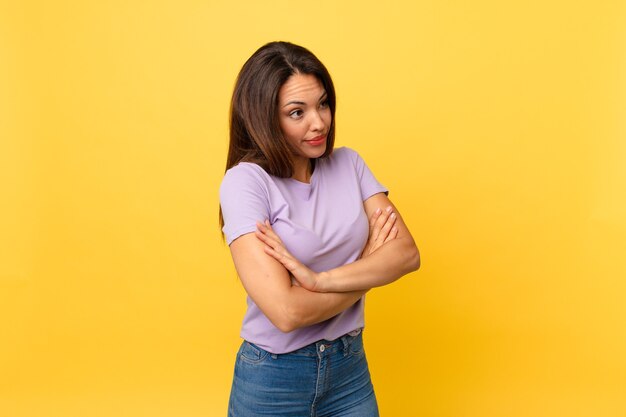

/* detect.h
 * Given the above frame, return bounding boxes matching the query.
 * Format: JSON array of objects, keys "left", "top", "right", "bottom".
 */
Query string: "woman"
[{"left": 220, "top": 41, "right": 420, "bottom": 416}]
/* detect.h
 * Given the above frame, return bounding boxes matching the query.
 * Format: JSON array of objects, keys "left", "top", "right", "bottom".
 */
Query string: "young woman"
[{"left": 220, "top": 41, "right": 420, "bottom": 416}]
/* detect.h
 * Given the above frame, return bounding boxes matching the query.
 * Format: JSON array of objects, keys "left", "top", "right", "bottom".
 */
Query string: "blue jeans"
[{"left": 228, "top": 331, "right": 379, "bottom": 417}]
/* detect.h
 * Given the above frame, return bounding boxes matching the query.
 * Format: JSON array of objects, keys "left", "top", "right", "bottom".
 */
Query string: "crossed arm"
[{"left": 228, "top": 192, "right": 420, "bottom": 333}]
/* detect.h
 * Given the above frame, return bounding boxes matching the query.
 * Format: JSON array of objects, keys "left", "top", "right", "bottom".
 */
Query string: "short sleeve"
[
  {"left": 344, "top": 147, "right": 388, "bottom": 201},
  {"left": 219, "top": 163, "right": 271, "bottom": 245}
]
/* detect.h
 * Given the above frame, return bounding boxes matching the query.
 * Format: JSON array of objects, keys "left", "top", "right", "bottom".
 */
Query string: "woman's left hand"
[{"left": 255, "top": 220, "right": 321, "bottom": 291}]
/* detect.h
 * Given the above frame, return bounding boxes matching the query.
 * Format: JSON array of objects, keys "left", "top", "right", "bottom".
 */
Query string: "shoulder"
[
  {"left": 330, "top": 146, "right": 357, "bottom": 160},
  {"left": 220, "top": 163, "right": 273, "bottom": 244},
  {"left": 325, "top": 146, "right": 370, "bottom": 172},
  {"left": 220, "top": 162, "right": 272, "bottom": 195},
  {"left": 325, "top": 146, "right": 362, "bottom": 167},
  {"left": 222, "top": 161, "right": 269, "bottom": 181}
]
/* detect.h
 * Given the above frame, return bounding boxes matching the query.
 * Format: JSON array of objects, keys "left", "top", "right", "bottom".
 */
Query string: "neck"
[{"left": 292, "top": 157, "right": 312, "bottom": 183}]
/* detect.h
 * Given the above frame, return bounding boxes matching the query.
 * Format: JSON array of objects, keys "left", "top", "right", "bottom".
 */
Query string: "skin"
[
  {"left": 257, "top": 195, "right": 420, "bottom": 292},
  {"left": 278, "top": 73, "right": 332, "bottom": 183},
  {"left": 227, "top": 72, "right": 420, "bottom": 333}
]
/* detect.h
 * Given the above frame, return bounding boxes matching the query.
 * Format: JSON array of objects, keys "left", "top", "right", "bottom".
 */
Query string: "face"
[{"left": 277, "top": 73, "right": 332, "bottom": 169}]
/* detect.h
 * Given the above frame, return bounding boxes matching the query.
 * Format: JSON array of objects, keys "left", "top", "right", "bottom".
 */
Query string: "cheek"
[
  {"left": 282, "top": 125, "right": 299, "bottom": 142},
  {"left": 322, "top": 110, "right": 332, "bottom": 127},
  {"left": 287, "top": 123, "right": 307, "bottom": 142},
  {"left": 279, "top": 120, "right": 297, "bottom": 142}
]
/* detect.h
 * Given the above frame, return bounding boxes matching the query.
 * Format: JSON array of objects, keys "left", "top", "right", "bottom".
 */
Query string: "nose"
[{"left": 309, "top": 110, "right": 325, "bottom": 132}]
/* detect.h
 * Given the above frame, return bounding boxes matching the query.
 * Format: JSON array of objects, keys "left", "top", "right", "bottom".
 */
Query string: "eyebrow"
[{"left": 282, "top": 92, "right": 328, "bottom": 108}]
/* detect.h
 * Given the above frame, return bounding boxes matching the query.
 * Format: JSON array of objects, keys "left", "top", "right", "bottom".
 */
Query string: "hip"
[{"left": 228, "top": 330, "right": 379, "bottom": 417}]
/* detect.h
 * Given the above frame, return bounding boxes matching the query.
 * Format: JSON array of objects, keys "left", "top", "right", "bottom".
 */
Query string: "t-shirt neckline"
[{"left": 287, "top": 160, "right": 319, "bottom": 187}]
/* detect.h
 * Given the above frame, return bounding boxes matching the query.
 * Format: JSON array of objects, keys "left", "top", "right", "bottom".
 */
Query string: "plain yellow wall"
[{"left": 1, "top": 1, "right": 625, "bottom": 416}]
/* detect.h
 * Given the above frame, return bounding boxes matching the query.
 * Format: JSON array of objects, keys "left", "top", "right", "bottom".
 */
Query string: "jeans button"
[{"left": 320, "top": 344, "right": 325, "bottom": 352}]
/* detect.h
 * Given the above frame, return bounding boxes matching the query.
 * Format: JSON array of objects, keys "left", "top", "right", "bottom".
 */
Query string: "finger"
[
  {"left": 369, "top": 207, "right": 382, "bottom": 228},
  {"left": 368, "top": 218, "right": 392, "bottom": 254},
  {"left": 370, "top": 211, "right": 396, "bottom": 253},
  {"left": 261, "top": 220, "right": 284, "bottom": 244},
  {"left": 384, "top": 226, "right": 398, "bottom": 244},
  {"left": 257, "top": 229, "right": 296, "bottom": 265},
  {"left": 263, "top": 245, "right": 288, "bottom": 267},
  {"left": 257, "top": 220, "right": 273, "bottom": 231},
  {"left": 263, "top": 245, "right": 297, "bottom": 271},
  {"left": 256, "top": 220, "right": 268, "bottom": 232},
  {"left": 290, "top": 274, "right": 302, "bottom": 287},
  {"left": 255, "top": 226, "right": 277, "bottom": 243},
  {"left": 367, "top": 208, "right": 383, "bottom": 244},
  {"left": 372, "top": 206, "right": 393, "bottom": 241},
  {"left": 256, "top": 221, "right": 282, "bottom": 244},
  {"left": 378, "top": 212, "right": 397, "bottom": 241},
  {"left": 255, "top": 230, "right": 285, "bottom": 252}
]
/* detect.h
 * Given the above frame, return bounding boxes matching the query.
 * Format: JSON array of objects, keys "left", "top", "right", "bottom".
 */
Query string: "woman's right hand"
[{"left": 360, "top": 206, "right": 398, "bottom": 258}]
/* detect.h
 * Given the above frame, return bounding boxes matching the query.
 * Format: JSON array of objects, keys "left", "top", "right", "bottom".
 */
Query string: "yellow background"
[{"left": 1, "top": 1, "right": 625, "bottom": 416}]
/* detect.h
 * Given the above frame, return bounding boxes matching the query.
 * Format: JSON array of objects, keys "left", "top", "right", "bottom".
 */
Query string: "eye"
[
  {"left": 319, "top": 100, "right": 329, "bottom": 109},
  {"left": 289, "top": 109, "right": 303, "bottom": 119}
]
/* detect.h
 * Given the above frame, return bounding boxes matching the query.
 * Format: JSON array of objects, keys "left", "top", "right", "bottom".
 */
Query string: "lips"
[{"left": 305, "top": 135, "right": 326, "bottom": 146}]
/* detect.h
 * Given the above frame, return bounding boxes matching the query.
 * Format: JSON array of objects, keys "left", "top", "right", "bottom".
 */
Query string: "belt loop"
[{"left": 341, "top": 335, "right": 349, "bottom": 357}]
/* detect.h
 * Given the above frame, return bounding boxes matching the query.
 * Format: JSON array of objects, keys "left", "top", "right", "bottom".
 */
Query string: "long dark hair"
[{"left": 220, "top": 41, "right": 337, "bottom": 230}]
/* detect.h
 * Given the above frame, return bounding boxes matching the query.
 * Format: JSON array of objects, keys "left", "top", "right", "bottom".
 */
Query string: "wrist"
[{"left": 316, "top": 270, "right": 332, "bottom": 292}]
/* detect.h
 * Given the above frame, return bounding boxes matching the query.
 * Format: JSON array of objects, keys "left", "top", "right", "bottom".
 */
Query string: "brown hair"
[{"left": 220, "top": 41, "right": 337, "bottom": 230}]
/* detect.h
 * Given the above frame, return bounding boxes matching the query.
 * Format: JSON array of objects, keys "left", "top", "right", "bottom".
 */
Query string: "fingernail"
[
  {"left": 386, "top": 206, "right": 392, "bottom": 212},
  {"left": 390, "top": 213, "right": 396, "bottom": 218},
  {"left": 375, "top": 208, "right": 381, "bottom": 214}
]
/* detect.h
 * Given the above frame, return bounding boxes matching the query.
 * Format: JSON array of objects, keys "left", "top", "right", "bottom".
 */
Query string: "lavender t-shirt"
[{"left": 219, "top": 147, "right": 388, "bottom": 354}]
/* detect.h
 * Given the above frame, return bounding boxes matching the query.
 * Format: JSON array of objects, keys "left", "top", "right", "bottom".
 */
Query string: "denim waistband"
[{"left": 265, "top": 328, "right": 363, "bottom": 358}]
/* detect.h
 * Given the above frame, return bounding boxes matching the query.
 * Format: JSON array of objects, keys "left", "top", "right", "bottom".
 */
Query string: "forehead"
[{"left": 278, "top": 73, "right": 325, "bottom": 104}]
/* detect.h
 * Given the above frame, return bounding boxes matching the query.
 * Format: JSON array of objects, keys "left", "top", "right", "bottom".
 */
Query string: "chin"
[{"left": 308, "top": 145, "right": 327, "bottom": 159}]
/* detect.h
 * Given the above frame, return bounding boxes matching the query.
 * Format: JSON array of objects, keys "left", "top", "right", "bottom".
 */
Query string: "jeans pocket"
[
  {"left": 348, "top": 334, "right": 365, "bottom": 357},
  {"left": 239, "top": 341, "right": 270, "bottom": 365}
]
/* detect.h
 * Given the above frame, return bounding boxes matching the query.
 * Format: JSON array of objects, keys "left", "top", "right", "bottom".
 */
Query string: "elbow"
[
  {"left": 271, "top": 302, "right": 301, "bottom": 333},
  {"left": 274, "top": 317, "right": 298, "bottom": 333},
  {"left": 260, "top": 290, "right": 305, "bottom": 333},
  {"left": 406, "top": 244, "right": 421, "bottom": 273}
]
